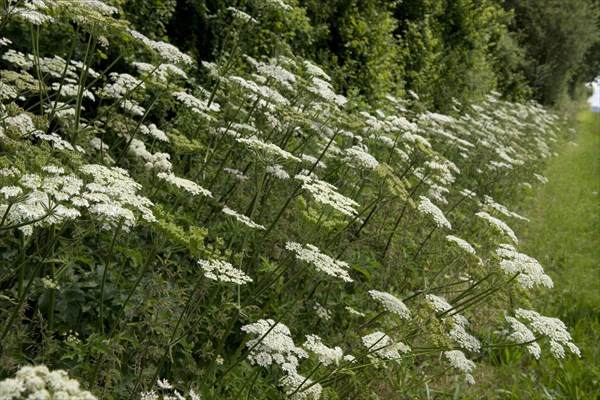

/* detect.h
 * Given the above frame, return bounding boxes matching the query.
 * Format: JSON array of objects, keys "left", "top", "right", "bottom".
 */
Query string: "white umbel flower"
[
  {"left": 222, "top": 206, "right": 265, "bottom": 230},
  {"left": 496, "top": 244, "right": 553, "bottom": 289},
  {"left": 514, "top": 309, "right": 580, "bottom": 358},
  {"left": 279, "top": 371, "right": 322, "bottom": 400},
  {"left": 295, "top": 174, "right": 359, "bottom": 217},
  {"left": 446, "top": 235, "right": 476, "bottom": 255},
  {"left": 505, "top": 316, "right": 541, "bottom": 359},
  {"left": 303, "top": 335, "right": 344, "bottom": 366},
  {"left": 285, "top": 242, "right": 353, "bottom": 282},
  {"left": 237, "top": 137, "right": 301, "bottom": 162},
  {"left": 198, "top": 259, "right": 252, "bottom": 285},
  {"left": 476, "top": 211, "right": 518, "bottom": 244},
  {"left": 344, "top": 145, "right": 379, "bottom": 170},
  {"left": 444, "top": 350, "right": 476, "bottom": 384},
  {"left": 241, "top": 319, "right": 308, "bottom": 371},
  {"left": 157, "top": 172, "right": 212, "bottom": 197},
  {"left": 368, "top": 290, "right": 411, "bottom": 320},
  {"left": 417, "top": 196, "right": 452, "bottom": 229},
  {"left": 361, "top": 331, "right": 410, "bottom": 361},
  {"left": 0, "top": 365, "right": 97, "bottom": 399}
]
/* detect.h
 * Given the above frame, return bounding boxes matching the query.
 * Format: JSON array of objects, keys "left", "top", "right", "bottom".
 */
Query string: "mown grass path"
[
  {"left": 466, "top": 110, "right": 600, "bottom": 399},
  {"left": 505, "top": 110, "right": 599, "bottom": 399}
]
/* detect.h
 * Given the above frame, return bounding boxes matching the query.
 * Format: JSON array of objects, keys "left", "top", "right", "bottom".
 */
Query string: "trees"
[{"left": 505, "top": 0, "right": 600, "bottom": 105}]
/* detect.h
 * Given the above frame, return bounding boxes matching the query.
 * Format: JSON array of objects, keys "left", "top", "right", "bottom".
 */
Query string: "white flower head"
[
  {"left": 514, "top": 309, "right": 580, "bottom": 359},
  {"left": 444, "top": 350, "right": 476, "bottom": 384},
  {"left": 241, "top": 319, "right": 308, "bottom": 372},
  {"left": 295, "top": 174, "right": 359, "bottom": 217},
  {"left": 303, "top": 334, "right": 344, "bottom": 366},
  {"left": 361, "top": 331, "right": 410, "bottom": 361},
  {"left": 198, "top": 259, "right": 252, "bottom": 285},
  {"left": 476, "top": 211, "right": 518, "bottom": 244},
  {"left": 368, "top": 290, "right": 411, "bottom": 319},
  {"left": 222, "top": 206, "right": 265, "bottom": 230},
  {"left": 496, "top": 244, "right": 553, "bottom": 289},
  {"left": 157, "top": 172, "right": 212, "bottom": 197},
  {"left": 446, "top": 235, "right": 476, "bottom": 255},
  {"left": 417, "top": 196, "right": 452, "bottom": 229},
  {"left": 286, "top": 242, "right": 352, "bottom": 282}
]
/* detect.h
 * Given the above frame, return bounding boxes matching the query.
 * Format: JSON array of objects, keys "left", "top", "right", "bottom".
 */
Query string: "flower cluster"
[
  {"left": 237, "top": 137, "right": 301, "bottom": 162},
  {"left": 445, "top": 235, "right": 476, "bottom": 255},
  {"left": 368, "top": 290, "right": 411, "bottom": 320},
  {"left": 295, "top": 174, "right": 359, "bottom": 217},
  {"left": 0, "top": 365, "right": 97, "bottom": 399},
  {"left": 514, "top": 309, "right": 580, "bottom": 358},
  {"left": 444, "top": 350, "right": 476, "bottom": 385},
  {"left": 361, "top": 331, "right": 410, "bottom": 361},
  {"left": 303, "top": 335, "right": 344, "bottom": 366},
  {"left": 504, "top": 316, "right": 541, "bottom": 359},
  {"left": 285, "top": 242, "right": 353, "bottom": 282},
  {"left": 476, "top": 211, "right": 518, "bottom": 244},
  {"left": 496, "top": 244, "right": 553, "bottom": 289},
  {"left": 222, "top": 206, "right": 265, "bottom": 230},
  {"left": 198, "top": 259, "right": 252, "bottom": 285},
  {"left": 157, "top": 173, "right": 212, "bottom": 197},
  {"left": 417, "top": 196, "right": 452, "bottom": 229}
]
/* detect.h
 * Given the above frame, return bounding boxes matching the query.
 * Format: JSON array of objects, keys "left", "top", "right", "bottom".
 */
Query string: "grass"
[{"left": 466, "top": 110, "right": 600, "bottom": 399}]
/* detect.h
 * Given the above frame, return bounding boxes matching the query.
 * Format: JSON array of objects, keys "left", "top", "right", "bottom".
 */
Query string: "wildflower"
[
  {"left": 514, "top": 309, "right": 580, "bottom": 358},
  {"left": 237, "top": 137, "right": 301, "bottom": 162},
  {"left": 279, "top": 371, "right": 322, "bottom": 400},
  {"left": 483, "top": 195, "right": 529, "bottom": 221},
  {"left": 307, "top": 77, "right": 347, "bottom": 107},
  {"left": 172, "top": 91, "right": 220, "bottom": 114},
  {"left": 1, "top": 186, "right": 22, "bottom": 200},
  {"left": 285, "top": 242, "right": 353, "bottom": 282},
  {"left": 266, "top": 164, "right": 290, "bottom": 180},
  {"left": 295, "top": 174, "right": 359, "bottom": 217},
  {"left": 345, "top": 306, "right": 365, "bottom": 317},
  {"left": 0, "top": 365, "right": 97, "bottom": 399},
  {"left": 303, "top": 334, "right": 344, "bottom": 366},
  {"left": 140, "top": 124, "right": 169, "bottom": 142},
  {"left": 344, "top": 145, "right": 379, "bottom": 170},
  {"left": 198, "top": 259, "right": 252, "bottom": 285},
  {"left": 368, "top": 290, "right": 411, "bottom": 319},
  {"left": 157, "top": 173, "right": 212, "bottom": 197},
  {"left": 505, "top": 316, "right": 541, "bottom": 359},
  {"left": 448, "top": 323, "right": 481, "bottom": 352},
  {"left": 128, "top": 29, "right": 193, "bottom": 65},
  {"left": 97, "top": 72, "right": 145, "bottom": 99},
  {"left": 476, "top": 211, "right": 518, "bottom": 244},
  {"left": 444, "top": 350, "right": 476, "bottom": 384},
  {"left": 313, "top": 302, "right": 331, "bottom": 321},
  {"left": 303, "top": 60, "right": 331, "bottom": 81},
  {"left": 241, "top": 319, "right": 308, "bottom": 371},
  {"left": 417, "top": 196, "right": 452, "bottom": 229},
  {"left": 445, "top": 235, "right": 476, "bottom": 255},
  {"left": 80, "top": 164, "right": 156, "bottom": 230},
  {"left": 226, "top": 7, "right": 258, "bottom": 24},
  {"left": 156, "top": 379, "right": 172, "bottom": 390},
  {"left": 222, "top": 206, "right": 265, "bottom": 230},
  {"left": 130, "top": 139, "right": 172, "bottom": 171},
  {"left": 223, "top": 168, "right": 248, "bottom": 181},
  {"left": 361, "top": 331, "right": 410, "bottom": 361},
  {"left": 229, "top": 76, "right": 289, "bottom": 105},
  {"left": 41, "top": 276, "right": 60, "bottom": 290},
  {"left": 496, "top": 244, "right": 553, "bottom": 289}
]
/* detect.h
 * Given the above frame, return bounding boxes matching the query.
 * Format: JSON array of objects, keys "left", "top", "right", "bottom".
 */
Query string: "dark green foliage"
[{"left": 505, "top": 0, "right": 600, "bottom": 106}]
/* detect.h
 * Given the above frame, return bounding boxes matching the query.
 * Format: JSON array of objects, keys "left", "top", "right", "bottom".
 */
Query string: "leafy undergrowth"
[{"left": 463, "top": 111, "right": 600, "bottom": 399}]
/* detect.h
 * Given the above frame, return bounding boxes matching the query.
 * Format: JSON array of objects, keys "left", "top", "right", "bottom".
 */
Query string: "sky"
[{"left": 588, "top": 78, "right": 600, "bottom": 110}]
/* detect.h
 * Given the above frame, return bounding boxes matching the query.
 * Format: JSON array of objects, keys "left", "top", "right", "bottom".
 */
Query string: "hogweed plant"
[{"left": 0, "top": 1, "right": 581, "bottom": 399}]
